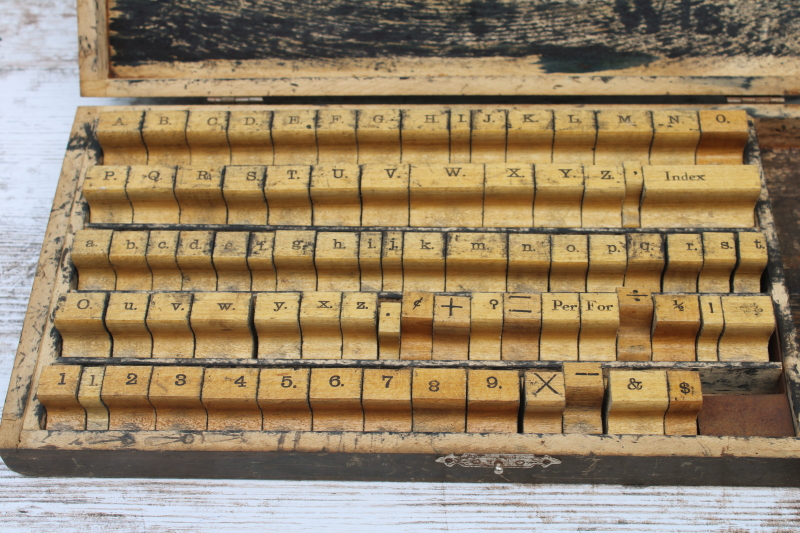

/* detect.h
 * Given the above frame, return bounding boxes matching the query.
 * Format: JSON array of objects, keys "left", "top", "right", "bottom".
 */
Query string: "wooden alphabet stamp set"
[{"left": 2, "top": 0, "right": 800, "bottom": 485}]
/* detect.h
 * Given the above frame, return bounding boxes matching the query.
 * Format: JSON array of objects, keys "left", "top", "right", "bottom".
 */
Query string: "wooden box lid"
[{"left": 79, "top": 0, "right": 800, "bottom": 98}]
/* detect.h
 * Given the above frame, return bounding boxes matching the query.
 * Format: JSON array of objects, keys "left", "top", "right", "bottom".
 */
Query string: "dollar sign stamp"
[{"left": 679, "top": 382, "right": 691, "bottom": 394}]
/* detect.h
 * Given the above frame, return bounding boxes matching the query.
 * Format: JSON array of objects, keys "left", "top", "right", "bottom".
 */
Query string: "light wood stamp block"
[
  {"left": 105, "top": 292, "right": 151, "bottom": 358},
  {"left": 176, "top": 231, "right": 217, "bottom": 291},
  {"left": 621, "top": 162, "right": 643, "bottom": 228},
  {"left": 523, "top": 371, "right": 565, "bottom": 434},
  {"left": 265, "top": 165, "right": 312, "bottom": 225},
  {"left": 471, "top": 109, "right": 507, "bottom": 163},
  {"left": 605, "top": 370, "right": 668, "bottom": 435},
  {"left": 254, "top": 292, "right": 302, "bottom": 359},
  {"left": 186, "top": 111, "right": 230, "bottom": 166},
  {"left": 71, "top": 229, "right": 116, "bottom": 290},
  {"left": 412, "top": 368, "right": 467, "bottom": 432},
  {"left": 403, "top": 232, "right": 445, "bottom": 292},
  {"left": 222, "top": 166, "right": 268, "bottom": 224},
  {"left": 616, "top": 288, "right": 653, "bottom": 361},
  {"left": 341, "top": 292, "right": 378, "bottom": 360},
  {"left": 125, "top": 166, "right": 180, "bottom": 224},
  {"left": 356, "top": 109, "right": 401, "bottom": 163},
  {"left": 378, "top": 301, "right": 402, "bottom": 360},
  {"left": 698, "top": 232, "right": 736, "bottom": 292},
  {"left": 147, "top": 293, "right": 194, "bottom": 358},
  {"left": 309, "top": 368, "right": 364, "bottom": 431},
  {"left": 540, "top": 293, "right": 580, "bottom": 361},
  {"left": 401, "top": 109, "right": 449, "bottom": 163},
  {"left": 272, "top": 110, "right": 317, "bottom": 165},
  {"left": 697, "top": 295, "right": 723, "bottom": 361},
  {"left": 650, "top": 110, "right": 700, "bottom": 165},
  {"left": 149, "top": 366, "right": 206, "bottom": 430},
  {"left": 142, "top": 110, "right": 190, "bottom": 166},
  {"left": 562, "top": 362, "right": 604, "bottom": 434},
  {"left": 587, "top": 234, "right": 627, "bottom": 292},
  {"left": 594, "top": 110, "right": 653, "bottom": 165},
  {"left": 665, "top": 370, "right": 703, "bottom": 436},
  {"left": 381, "top": 231, "right": 404, "bottom": 292},
  {"left": 640, "top": 165, "right": 761, "bottom": 228},
  {"left": 624, "top": 233, "right": 665, "bottom": 291},
  {"left": 449, "top": 108, "right": 471, "bottom": 163},
  {"left": 502, "top": 293, "right": 541, "bottom": 361},
  {"left": 299, "top": 291, "right": 342, "bottom": 359},
  {"left": 549, "top": 234, "right": 588, "bottom": 292},
  {"left": 109, "top": 230, "right": 152, "bottom": 290},
  {"left": 316, "top": 109, "right": 357, "bottom": 164},
  {"left": 410, "top": 164, "right": 484, "bottom": 227},
  {"left": 96, "top": 110, "right": 147, "bottom": 165},
  {"left": 582, "top": 165, "right": 625, "bottom": 227},
  {"left": 483, "top": 163, "right": 534, "bottom": 227},
  {"left": 101, "top": 366, "right": 155, "bottom": 430},
  {"left": 533, "top": 164, "right": 584, "bottom": 228},
  {"left": 38, "top": 365, "right": 85, "bottom": 430},
  {"left": 228, "top": 110, "right": 273, "bottom": 165},
  {"left": 467, "top": 369, "right": 519, "bottom": 433},
  {"left": 469, "top": 293, "right": 503, "bottom": 361},
  {"left": 445, "top": 232, "right": 507, "bottom": 292},
  {"left": 507, "top": 109, "right": 553, "bottom": 164},
  {"left": 213, "top": 232, "right": 251, "bottom": 291},
  {"left": 314, "top": 231, "right": 360, "bottom": 291},
  {"left": 651, "top": 294, "right": 701, "bottom": 361},
  {"left": 579, "top": 293, "right": 619, "bottom": 362},
  {"left": 718, "top": 295, "right": 775, "bottom": 362},
  {"left": 432, "top": 295, "right": 471, "bottom": 360},
  {"left": 248, "top": 232, "right": 276, "bottom": 291},
  {"left": 175, "top": 166, "right": 227, "bottom": 224},
  {"left": 78, "top": 366, "right": 108, "bottom": 430},
  {"left": 310, "top": 165, "right": 361, "bottom": 226},
  {"left": 363, "top": 368, "right": 412, "bottom": 432},
  {"left": 201, "top": 368, "right": 261, "bottom": 430},
  {"left": 146, "top": 230, "right": 182, "bottom": 290},
  {"left": 400, "top": 292, "right": 434, "bottom": 360},
  {"left": 734, "top": 232, "right": 768, "bottom": 293},
  {"left": 191, "top": 292, "right": 254, "bottom": 359},
  {"left": 663, "top": 233, "right": 703, "bottom": 292},
  {"left": 54, "top": 292, "right": 111, "bottom": 358},
  {"left": 257, "top": 368, "right": 311, "bottom": 431},
  {"left": 696, "top": 110, "right": 749, "bottom": 165},
  {"left": 359, "top": 232, "right": 382, "bottom": 291},
  {"left": 553, "top": 110, "right": 596, "bottom": 164},
  {"left": 507, "top": 234, "right": 550, "bottom": 292},
  {"left": 273, "top": 230, "right": 317, "bottom": 291},
  {"left": 361, "top": 164, "right": 410, "bottom": 226},
  {"left": 83, "top": 166, "right": 133, "bottom": 223}
]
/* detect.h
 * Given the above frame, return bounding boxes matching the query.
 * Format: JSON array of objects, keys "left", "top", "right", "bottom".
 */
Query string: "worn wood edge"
[{"left": 77, "top": 0, "right": 108, "bottom": 84}]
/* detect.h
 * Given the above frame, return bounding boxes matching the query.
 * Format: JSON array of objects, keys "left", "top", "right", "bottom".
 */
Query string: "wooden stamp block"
[
  {"left": 149, "top": 366, "right": 206, "bottom": 430},
  {"left": 38, "top": 365, "right": 85, "bottom": 430},
  {"left": 650, "top": 110, "right": 700, "bottom": 165},
  {"left": 356, "top": 109, "right": 401, "bottom": 163},
  {"left": 734, "top": 232, "right": 768, "bottom": 293},
  {"left": 507, "top": 109, "right": 553, "bottom": 164},
  {"left": 697, "top": 295, "right": 724, "bottom": 361},
  {"left": 719, "top": 295, "right": 775, "bottom": 362},
  {"left": 265, "top": 165, "right": 312, "bottom": 225},
  {"left": 96, "top": 110, "right": 147, "bottom": 165},
  {"left": 359, "top": 232, "right": 382, "bottom": 291},
  {"left": 102, "top": 366, "right": 155, "bottom": 430},
  {"left": 310, "top": 165, "right": 361, "bottom": 226},
  {"left": 191, "top": 292, "right": 254, "bottom": 359},
  {"left": 341, "top": 292, "right": 378, "bottom": 360},
  {"left": 412, "top": 368, "right": 466, "bottom": 433},
  {"left": 314, "top": 232, "right": 360, "bottom": 291},
  {"left": 552, "top": 110, "right": 596, "bottom": 164},
  {"left": 228, "top": 110, "right": 273, "bottom": 165},
  {"left": 549, "top": 234, "right": 588, "bottom": 292},
  {"left": 483, "top": 164, "right": 534, "bottom": 227},
  {"left": 176, "top": 231, "right": 217, "bottom": 291},
  {"left": 201, "top": 368, "right": 262, "bottom": 430},
  {"left": 502, "top": 293, "right": 541, "bottom": 361},
  {"left": 83, "top": 166, "right": 133, "bottom": 223},
  {"left": 616, "top": 288, "right": 653, "bottom": 361},
  {"left": 663, "top": 233, "right": 703, "bottom": 292},
  {"left": 533, "top": 164, "right": 584, "bottom": 228},
  {"left": 147, "top": 293, "right": 195, "bottom": 358},
  {"left": 300, "top": 291, "right": 342, "bottom": 359},
  {"left": 378, "top": 301, "right": 402, "bottom": 360},
  {"left": 540, "top": 293, "right": 580, "bottom": 361},
  {"left": 381, "top": 231, "right": 404, "bottom": 292},
  {"left": 665, "top": 370, "right": 703, "bottom": 436},
  {"left": 360, "top": 164, "right": 410, "bottom": 226},
  {"left": 248, "top": 232, "right": 276, "bottom": 292},
  {"left": 445, "top": 232, "right": 507, "bottom": 292},
  {"left": 309, "top": 368, "right": 364, "bottom": 431},
  {"left": 698, "top": 232, "right": 737, "bottom": 292},
  {"left": 71, "top": 229, "right": 116, "bottom": 290},
  {"left": 401, "top": 109, "right": 449, "bottom": 163},
  {"left": 175, "top": 166, "right": 227, "bottom": 224},
  {"left": 432, "top": 295, "right": 471, "bottom": 360},
  {"left": 579, "top": 293, "right": 619, "bottom": 362},
  {"left": 582, "top": 165, "right": 625, "bottom": 228},
  {"left": 624, "top": 233, "right": 665, "bottom": 291},
  {"left": 562, "top": 362, "right": 604, "bottom": 434},
  {"left": 410, "top": 164, "right": 484, "bottom": 227},
  {"left": 146, "top": 230, "right": 182, "bottom": 290},
  {"left": 109, "top": 230, "right": 152, "bottom": 290},
  {"left": 316, "top": 110, "right": 357, "bottom": 163},
  {"left": 142, "top": 110, "right": 190, "bottom": 166},
  {"left": 507, "top": 234, "right": 550, "bottom": 292},
  {"left": 258, "top": 368, "right": 311, "bottom": 431},
  {"left": 222, "top": 166, "right": 268, "bottom": 225},
  {"left": 363, "top": 368, "right": 412, "bottom": 432},
  {"left": 594, "top": 110, "right": 653, "bottom": 165},
  {"left": 621, "top": 162, "right": 643, "bottom": 228},
  {"left": 125, "top": 166, "right": 180, "bottom": 224},
  {"left": 467, "top": 369, "right": 520, "bottom": 433},
  {"left": 587, "top": 234, "right": 627, "bottom": 292},
  {"left": 469, "top": 293, "right": 503, "bottom": 361},
  {"left": 471, "top": 109, "right": 507, "bottom": 163},
  {"left": 400, "top": 292, "right": 434, "bottom": 360},
  {"left": 78, "top": 366, "right": 108, "bottom": 430},
  {"left": 254, "top": 292, "right": 302, "bottom": 359},
  {"left": 696, "top": 110, "right": 749, "bottom": 165},
  {"left": 272, "top": 110, "right": 317, "bottom": 165},
  {"left": 449, "top": 108, "right": 471, "bottom": 163},
  {"left": 523, "top": 371, "right": 565, "bottom": 434},
  {"left": 186, "top": 111, "right": 231, "bottom": 166},
  {"left": 54, "top": 292, "right": 111, "bottom": 358},
  {"left": 403, "top": 232, "right": 445, "bottom": 292},
  {"left": 213, "top": 232, "right": 251, "bottom": 291},
  {"left": 605, "top": 370, "right": 668, "bottom": 435},
  {"left": 273, "top": 230, "right": 317, "bottom": 291},
  {"left": 105, "top": 292, "right": 152, "bottom": 358},
  {"left": 652, "top": 294, "right": 701, "bottom": 361}
]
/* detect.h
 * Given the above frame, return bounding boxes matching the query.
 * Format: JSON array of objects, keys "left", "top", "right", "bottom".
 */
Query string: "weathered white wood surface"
[{"left": 1, "top": 1, "right": 800, "bottom": 531}]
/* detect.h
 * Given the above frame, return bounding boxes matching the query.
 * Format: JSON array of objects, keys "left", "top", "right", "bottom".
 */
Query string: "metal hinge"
[
  {"left": 436, "top": 453, "right": 561, "bottom": 474},
  {"left": 727, "top": 96, "right": 785, "bottom": 104},
  {"left": 207, "top": 97, "right": 264, "bottom": 104}
]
